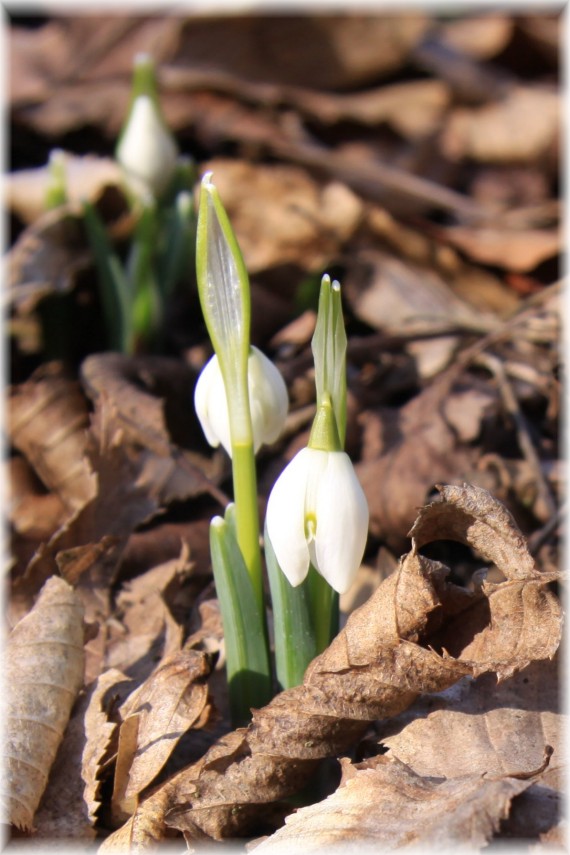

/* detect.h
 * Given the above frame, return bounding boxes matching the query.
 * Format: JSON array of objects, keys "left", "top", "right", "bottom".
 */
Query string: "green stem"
[
  {"left": 307, "top": 565, "right": 339, "bottom": 654},
  {"left": 231, "top": 441, "right": 264, "bottom": 618}
]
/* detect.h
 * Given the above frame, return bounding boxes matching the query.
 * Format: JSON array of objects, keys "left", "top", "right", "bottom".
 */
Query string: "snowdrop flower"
[
  {"left": 195, "top": 345, "right": 288, "bottom": 457},
  {"left": 116, "top": 54, "right": 178, "bottom": 201},
  {"left": 266, "top": 404, "right": 368, "bottom": 594}
]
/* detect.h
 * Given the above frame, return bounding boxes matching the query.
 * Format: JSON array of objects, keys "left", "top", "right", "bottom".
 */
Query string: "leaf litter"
[{"left": 5, "top": 9, "right": 563, "bottom": 854}]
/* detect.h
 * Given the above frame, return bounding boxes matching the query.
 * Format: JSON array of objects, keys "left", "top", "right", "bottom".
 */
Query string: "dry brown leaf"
[
  {"left": 2, "top": 576, "right": 85, "bottom": 831},
  {"left": 80, "top": 352, "right": 226, "bottom": 507},
  {"left": 12, "top": 401, "right": 161, "bottom": 622},
  {"left": 356, "top": 375, "right": 476, "bottom": 551},
  {"left": 442, "top": 85, "right": 560, "bottom": 163},
  {"left": 111, "top": 649, "right": 212, "bottom": 822},
  {"left": 7, "top": 207, "right": 92, "bottom": 318},
  {"left": 8, "top": 154, "right": 123, "bottom": 226},
  {"left": 254, "top": 753, "right": 549, "bottom": 853},
  {"left": 442, "top": 225, "right": 561, "bottom": 273},
  {"left": 344, "top": 248, "right": 493, "bottom": 377},
  {"left": 32, "top": 670, "right": 125, "bottom": 841},
  {"left": 379, "top": 656, "right": 563, "bottom": 842},
  {"left": 8, "top": 362, "right": 96, "bottom": 513},
  {"left": 82, "top": 669, "right": 132, "bottom": 826},
  {"left": 197, "top": 159, "right": 363, "bottom": 276},
  {"left": 100, "top": 485, "right": 560, "bottom": 849},
  {"left": 8, "top": 455, "right": 67, "bottom": 542},
  {"left": 105, "top": 545, "right": 195, "bottom": 684},
  {"left": 440, "top": 12, "right": 514, "bottom": 59}
]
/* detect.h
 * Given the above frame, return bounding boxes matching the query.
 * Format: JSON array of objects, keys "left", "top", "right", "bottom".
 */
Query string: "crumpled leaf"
[
  {"left": 253, "top": 752, "right": 550, "bottom": 853},
  {"left": 7, "top": 207, "right": 91, "bottom": 318},
  {"left": 100, "top": 485, "right": 561, "bottom": 850},
  {"left": 111, "top": 649, "right": 213, "bottom": 823},
  {"left": 379, "top": 655, "right": 563, "bottom": 842},
  {"left": 2, "top": 576, "right": 85, "bottom": 831},
  {"left": 8, "top": 362, "right": 97, "bottom": 513},
  {"left": 105, "top": 547, "right": 195, "bottom": 685},
  {"left": 11, "top": 400, "right": 161, "bottom": 623},
  {"left": 82, "top": 668, "right": 132, "bottom": 826},
  {"left": 80, "top": 352, "right": 227, "bottom": 508}
]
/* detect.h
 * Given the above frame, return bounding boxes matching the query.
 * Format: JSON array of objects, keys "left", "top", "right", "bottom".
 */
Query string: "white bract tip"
[
  {"left": 116, "top": 94, "right": 178, "bottom": 200},
  {"left": 265, "top": 447, "right": 369, "bottom": 594},
  {"left": 195, "top": 346, "right": 288, "bottom": 458}
]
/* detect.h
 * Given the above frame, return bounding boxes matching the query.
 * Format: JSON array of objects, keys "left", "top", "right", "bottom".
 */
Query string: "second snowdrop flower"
[{"left": 195, "top": 345, "right": 288, "bottom": 457}]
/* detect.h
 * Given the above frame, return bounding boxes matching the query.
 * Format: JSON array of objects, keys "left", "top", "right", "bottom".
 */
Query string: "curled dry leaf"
[
  {"left": 111, "top": 649, "right": 213, "bottom": 823},
  {"left": 100, "top": 485, "right": 561, "bottom": 850},
  {"left": 254, "top": 752, "right": 548, "bottom": 854},
  {"left": 8, "top": 362, "right": 96, "bottom": 514},
  {"left": 7, "top": 207, "right": 91, "bottom": 318},
  {"left": 2, "top": 576, "right": 85, "bottom": 831},
  {"left": 380, "top": 656, "right": 563, "bottom": 842}
]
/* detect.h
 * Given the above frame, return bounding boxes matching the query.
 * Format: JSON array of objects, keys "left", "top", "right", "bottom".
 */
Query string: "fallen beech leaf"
[
  {"left": 2, "top": 576, "right": 85, "bottom": 831},
  {"left": 111, "top": 649, "right": 212, "bottom": 822},
  {"left": 80, "top": 352, "right": 226, "bottom": 507},
  {"left": 106, "top": 547, "right": 194, "bottom": 683},
  {"left": 33, "top": 672, "right": 119, "bottom": 841},
  {"left": 7, "top": 207, "right": 91, "bottom": 317},
  {"left": 8, "top": 362, "right": 97, "bottom": 513},
  {"left": 344, "top": 248, "right": 492, "bottom": 377},
  {"left": 197, "top": 159, "right": 363, "bottom": 276},
  {"left": 356, "top": 374, "right": 475, "bottom": 551},
  {"left": 12, "top": 402, "right": 161, "bottom": 620},
  {"left": 8, "top": 455, "right": 67, "bottom": 541},
  {"left": 83, "top": 669, "right": 132, "bottom": 826},
  {"left": 380, "top": 656, "right": 563, "bottom": 841},
  {"left": 253, "top": 753, "right": 547, "bottom": 853},
  {"left": 442, "top": 85, "right": 560, "bottom": 163},
  {"left": 100, "top": 486, "right": 561, "bottom": 849}
]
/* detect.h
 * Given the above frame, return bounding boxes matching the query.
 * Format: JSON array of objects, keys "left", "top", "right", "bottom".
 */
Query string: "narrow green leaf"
[
  {"left": 157, "top": 191, "right": 196, "bottom": 300},
  {"left": 127, "top": 203, "right": 162, "bottom": 347},
  {"left": 82, "top": 201, "right": 133, "bottom": 353},
  {"left": 210, "top": 514, "right": 272, "bottom": 726},
  {"left": 264, "top": 523, "right": 317, "bottom": 691}
]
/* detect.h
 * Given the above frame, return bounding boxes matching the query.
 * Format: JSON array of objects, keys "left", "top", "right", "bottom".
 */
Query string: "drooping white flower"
[
  {"left": 195, "top": 345, "right": 288, "bottom": 457},
  {"left": 116, "top": 63, "right": 179, "bottom": 201},
  {"left": 265, "top": 446, "right": 369, "bottom": 594}
]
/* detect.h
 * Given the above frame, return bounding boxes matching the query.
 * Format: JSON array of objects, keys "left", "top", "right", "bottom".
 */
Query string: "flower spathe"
[
  {"left": 265, "top": 446, "right": 369, "bottom": 594},
  {"left": 195, "top": 345, "right": 288, "bottom": 457}
]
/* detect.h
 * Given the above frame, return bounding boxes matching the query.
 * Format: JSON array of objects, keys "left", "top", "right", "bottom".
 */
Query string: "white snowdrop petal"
[
  {"left": 313, "top": 452, "right": 369, "bottom": 594},
  {"left": 248, "top": 347, "right": 289, "bottom": 444},
  {"left": 266, "top": 449, "right": 312, "bottom": 587},
  {"left": 194, "top": 356, "right": 232, "bottom": 455}
]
